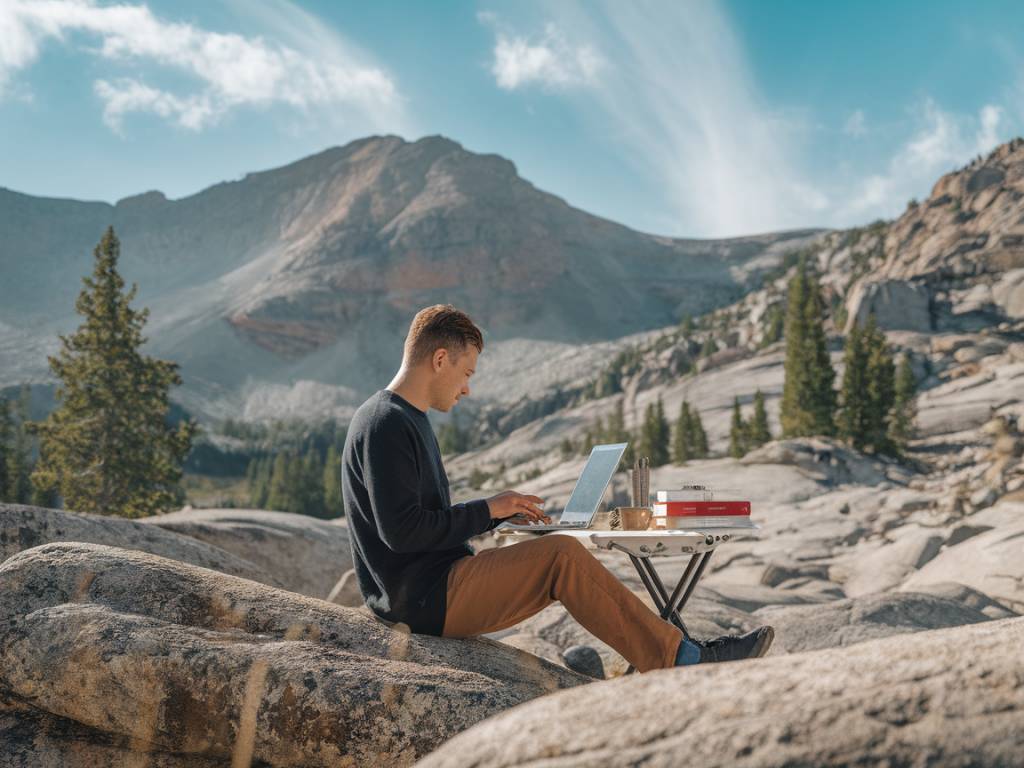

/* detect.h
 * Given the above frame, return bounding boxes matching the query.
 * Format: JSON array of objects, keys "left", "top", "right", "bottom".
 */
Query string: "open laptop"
[{"left": 497, "top": 442, "right": 628, "bottom": 532}]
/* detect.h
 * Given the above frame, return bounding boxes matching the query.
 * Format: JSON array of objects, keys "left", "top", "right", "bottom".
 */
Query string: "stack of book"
[{"left": 652, "top": 489, "right": 755, "bottom": 530}]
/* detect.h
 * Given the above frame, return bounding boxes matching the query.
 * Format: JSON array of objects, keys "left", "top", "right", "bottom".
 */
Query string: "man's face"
[{"left": 429, "top": 345, "right": 478, "bottom": 412}]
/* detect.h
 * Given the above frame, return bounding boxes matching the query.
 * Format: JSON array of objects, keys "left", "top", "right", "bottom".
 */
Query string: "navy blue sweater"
[{"left": 341, "top": 389, "right": 498, "bottom": 635}]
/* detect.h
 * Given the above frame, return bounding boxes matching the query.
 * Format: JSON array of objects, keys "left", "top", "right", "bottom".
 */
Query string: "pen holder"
[{"left": 611, "top": 506, "right": 653, "bottom": 531}]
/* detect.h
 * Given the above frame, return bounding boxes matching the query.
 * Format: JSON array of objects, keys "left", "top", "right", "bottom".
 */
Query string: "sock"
[{"left": 674, "top": 636, "right": 701, "bottom": 666}]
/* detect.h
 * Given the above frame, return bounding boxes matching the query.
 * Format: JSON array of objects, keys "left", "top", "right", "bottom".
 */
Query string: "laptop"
[{"left": 497, "top": 442, "right": 628, "bottom": 532}]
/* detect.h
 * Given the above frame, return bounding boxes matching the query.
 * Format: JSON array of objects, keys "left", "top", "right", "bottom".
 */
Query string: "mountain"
[{"left": 0, "top": 135, "right": 822, "bottom": 421}]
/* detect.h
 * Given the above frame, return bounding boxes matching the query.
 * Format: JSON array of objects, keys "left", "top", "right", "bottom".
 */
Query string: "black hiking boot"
[{"left": 694, "top": 625, "right": 774, "bottom": 664}]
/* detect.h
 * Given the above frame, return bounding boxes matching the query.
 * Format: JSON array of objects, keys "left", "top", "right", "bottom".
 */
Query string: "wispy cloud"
[
  {"left": 0, "top": 0, "right": 405, "bottom": 134},
  {"left": 482, "top": 0, "right": 827, "bottom": 237},
  {"left": 844, "top": 109, "right": 867, "bottom": 137},
  {"left": 841, "top": 100, "right": 1005, "bottom": 219},
  {"left": 480, "top": 15, "right": 603, "bottom": 91}
]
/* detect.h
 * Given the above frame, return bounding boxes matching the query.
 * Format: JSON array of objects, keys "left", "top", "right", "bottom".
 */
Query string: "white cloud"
[
  {"left": 484, "top": 18, "right": 603, "bottom": 91},
  {"left": 841, "top": 99, "right": 1005, "bottom": 220},
  {"left": 844, "top": 109, "right": 866, "bottom": 137},
  {"left": 484, "top": 1, "right": 828, "bottom": 237},
  {"left": 0, "top": 0, "right": 404, "bottom": 132}
]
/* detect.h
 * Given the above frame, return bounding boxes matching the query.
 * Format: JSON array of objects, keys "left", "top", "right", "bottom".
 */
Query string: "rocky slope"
[
  {"left": 417, "top": 616, "right": 1024, "bottom": 768},
  {"left": 0, "top": 135, "right": 819, "bottom": 422},
  {"left": 431, "top": 139, "right": 1024, "bottom": 685},
  {"left": 0, "top": 541, "right": 584, "bottom": 767}
]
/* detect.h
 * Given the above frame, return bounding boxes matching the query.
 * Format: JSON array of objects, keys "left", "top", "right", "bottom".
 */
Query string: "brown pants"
[{"left": 441, "top": 533, "right": 683, "bottom": 672}]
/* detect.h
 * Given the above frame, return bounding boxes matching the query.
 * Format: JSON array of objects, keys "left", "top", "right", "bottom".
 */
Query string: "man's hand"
[{"left": 485, "top": 491, "right": 551, "bottom": 524}]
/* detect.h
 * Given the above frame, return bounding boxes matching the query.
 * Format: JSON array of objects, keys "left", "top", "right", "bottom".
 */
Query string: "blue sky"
[{"left": 2, "top": 0, "right": 1023, "bottom": 238}]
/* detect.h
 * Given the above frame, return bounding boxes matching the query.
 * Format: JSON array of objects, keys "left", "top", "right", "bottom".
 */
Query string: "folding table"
[{"left": 499, "top": 526, "right": 759, "bottom": 674}]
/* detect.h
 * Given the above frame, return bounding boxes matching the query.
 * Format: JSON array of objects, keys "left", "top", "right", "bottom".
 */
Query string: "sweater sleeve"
[{"left": 363, "top": 415, "right": 493, "bottom": 553}]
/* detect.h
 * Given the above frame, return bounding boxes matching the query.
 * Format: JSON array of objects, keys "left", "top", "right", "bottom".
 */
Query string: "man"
[{"left": 342, "top": 304, "right": 774, "bottom": 672}]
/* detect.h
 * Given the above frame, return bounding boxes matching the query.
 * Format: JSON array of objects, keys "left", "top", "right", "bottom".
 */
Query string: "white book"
[
  {"left": 655, "top": 488, "right": 714, "bottom": 502},
  {"left": 651, "top": 516, "right": 755, "bottom": 529}
]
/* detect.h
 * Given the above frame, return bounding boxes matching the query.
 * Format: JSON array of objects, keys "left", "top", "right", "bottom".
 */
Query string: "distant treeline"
[
  {"left": 0, "top": 386, "right": 55, "bottom": 507},
  {"left": 225, "top": 418, "right": 348, "bottom": 518}
]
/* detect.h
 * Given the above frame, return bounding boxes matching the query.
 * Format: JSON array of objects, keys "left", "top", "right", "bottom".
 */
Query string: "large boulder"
[
  {"left": 0, "top": 542, "right": 585, "bottom": 767},
  {"left": 901, "top": 518, "right": 1024, "bottom": 613},
  {"left": 416, "top": 616, "right": 1024, "bottom": 768},
  {"left": 0, "top": 503, "right": 272, "bottom": 585},
  {"left": 828, "top": 526, "right": 944, "bottom": 597},
  {"left": 754, "top": 591, "right": 993, "bottom": 655},
  {"left": 845, "top": 278, "right": 931, "bottom": 333},
  {"left": 139, "top": 507, "right": 352, "bottom": 599}
]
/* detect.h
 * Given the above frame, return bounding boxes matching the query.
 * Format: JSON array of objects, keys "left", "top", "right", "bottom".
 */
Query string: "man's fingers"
[
  {"left": 522, "top": 494, "right": 545, "bottom": 505},
  {"left": 517, "top": 500, "right": 545, "bottom": 519}
]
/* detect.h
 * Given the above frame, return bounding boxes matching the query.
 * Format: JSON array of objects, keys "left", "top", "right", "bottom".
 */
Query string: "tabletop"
[{"left": 498, "top": 524, "right": 760, "bottom": 558}]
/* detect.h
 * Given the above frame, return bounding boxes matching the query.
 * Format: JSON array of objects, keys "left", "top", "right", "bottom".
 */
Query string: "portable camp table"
[{"left": 500, "top": 526, "right": 759, "bottom": 674}]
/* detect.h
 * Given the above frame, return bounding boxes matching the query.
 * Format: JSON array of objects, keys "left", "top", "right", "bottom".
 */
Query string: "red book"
[{"left": 652, "top": 501, "right": 751, "bottom": 517}]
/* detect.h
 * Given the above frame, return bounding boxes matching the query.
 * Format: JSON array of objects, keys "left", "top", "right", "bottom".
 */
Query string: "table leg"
[{"left": 623, "top": 550, "right": 715, "bottom": 675}]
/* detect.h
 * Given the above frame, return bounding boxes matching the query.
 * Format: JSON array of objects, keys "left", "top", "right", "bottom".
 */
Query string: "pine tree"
[
  {"left": 729, "top": 397, "right": 747, "bottom": 458},
  {"left": 749, "top": 390, "right": 771, "bottom": 447},
  {"left": 7, "top": 387, "right": 33, "bottom": 504},
  {"left": 637, "top": 403, "right": 657, "bottom": 463},
  {"left": 285, "top": 453, "right": 305, "bottom": 514},
  {"left": 29, "top": 227, "right": 196, "bottom": 517},
  {"left": 691, "top": 409, "right": 709, "bottom": 458},
  {"left": 803, "top": 273, "right": 837, "bottom": 434},
  {"left": 0, "top": 397, "right": 11, "bottom": 501},
  {"left": 254, "top": 456, "right": 272, "bottom": 512},
  {"left": 760, "top": 304, "right": 784, "bottom": 347},
  {"left": 864, "top": 316, "right": 895, "bottom": 454},
  {"left": 655, "top": 399, "right": 671, "bottom": 466},
  {"left": 837, "top": 320, "right": 871, "bottom": 450},
  {"left": 604, "top": 399, "right": 634, "bottom": 464},
  {"left": 266, "top": 453, "right": 290, "bottom": 512},
  {"left": 323, "top": 445, "right": 344, "bottom": 517},
  {"left": 437, "top": 413, "right": 468, "bottom": 455},
  {"left": 889, "top": 354, "right": 917, "bottom": 452},
  {"left": 300, "top": 450, "right": 325, "bottom": 517},
  {"left": 673, "top": 401, "right": 693, "bottom": 464},
  {"left": 780, "top": 263, "right": 836, "bottom": 437}
]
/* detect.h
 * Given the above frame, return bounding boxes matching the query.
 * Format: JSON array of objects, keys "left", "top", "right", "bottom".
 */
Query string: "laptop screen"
[{"left": 560, "top": 443, "right": 628, "bottom": 523}]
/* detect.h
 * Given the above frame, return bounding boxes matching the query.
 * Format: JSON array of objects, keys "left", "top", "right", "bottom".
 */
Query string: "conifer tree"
[
  {"left": 803, "top": 273, "right": 837, "bottom": 434},
  {"left": 691, "top": 409, "right": 709, "bottom": 458},
  {"left": 837, "top": 320, "right": 871, "bottom": 450},
  {"left": 266, "top": 453, "right": 290, "bottom": 512},
  {"left": 6, "top": 388, "right": 33, "bottom": 504},
  {"left": 673, "top": 400, "right": 693, "bottom": 464},
  {"left": 259, "top": 456, "right": 273, "bottom": 508},
  {"left": 323, "top": 445, "right": 344, "bottom": 517},
  {"left": 285, "top": 453, "right": 305, "bottom": 513},
  {"left": 604, "top": 399, "right": 634, "bottom": 464},
  {"left": 300, "top": 450, "right": 325, "bottom": 517},
  {"left": 889, "top": 354, "right": 917, "bottom": 451},
  {"left": 653, "top": 397, "right": 670, "bottom": 466},
  {"left": 864, "top": 316, "right": 895, "bottom": 454},
  {"left": 0, "top": 397, "right": 11, "bottom": 500},
  {"left": 30, "top": 227, "right": 196, "bottom": 517},
  {"left": 780, "top": 263, "right": 836, "bottom": 437},
  {"left": 729, "top": 397, "right": 747, "bottom": 458},
  {"left": 748, "top": 390, "right": 771, "bottom": 447},
  {"left": 637, "top": 401, "right": 670, "bottom": 465}
]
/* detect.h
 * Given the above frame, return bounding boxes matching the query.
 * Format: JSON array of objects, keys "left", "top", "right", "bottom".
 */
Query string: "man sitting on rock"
[{"left": 341, "top": 304, "right": 774, "bottom": 672}]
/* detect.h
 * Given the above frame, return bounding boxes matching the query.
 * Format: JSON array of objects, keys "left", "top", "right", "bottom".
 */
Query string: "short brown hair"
[{"left": 403, "top": 304, "right": 484, "bottom": 366}]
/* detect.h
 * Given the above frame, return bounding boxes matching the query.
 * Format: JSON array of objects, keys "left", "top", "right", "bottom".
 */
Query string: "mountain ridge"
[{"left": 1, "top": 134, "right": 823, "bottom": 421}]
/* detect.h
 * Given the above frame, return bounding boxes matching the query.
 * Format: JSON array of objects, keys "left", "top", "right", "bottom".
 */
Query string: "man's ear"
[{"left": 432, "top": 348, "right": 448, "bottom": 372}]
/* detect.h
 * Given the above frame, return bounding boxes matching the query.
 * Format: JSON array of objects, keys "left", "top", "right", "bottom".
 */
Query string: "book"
[
  {"left": 655, "top": 487, "right": 714, "bottom": 502},
  {"left": 652, "top": 516, "right": 757, "bottom": 529},
  {"left": 652, "top": 501, "right": 751, "bottom": 517}
]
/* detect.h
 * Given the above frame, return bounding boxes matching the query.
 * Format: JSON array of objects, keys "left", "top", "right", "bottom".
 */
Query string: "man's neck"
[{"left": 386, "top": 370, "right": 430, "bottom": 413}]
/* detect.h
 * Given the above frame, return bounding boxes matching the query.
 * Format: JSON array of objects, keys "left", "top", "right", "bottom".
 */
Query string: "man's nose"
[{"left": 462, "top": 383, "right": 470, "bottom": 396}]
